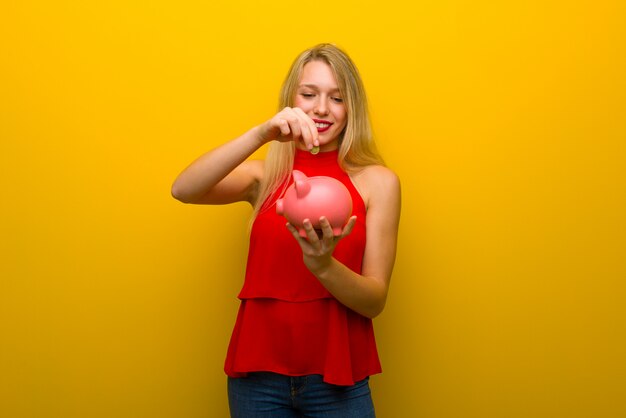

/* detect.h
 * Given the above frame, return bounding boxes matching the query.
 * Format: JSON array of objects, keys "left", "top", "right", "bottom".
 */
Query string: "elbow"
[
  {"left": 361, "top": 289, "right": 388, "bottom": 319},
  {"left": 364, "top": 300, "right": 386, "bottom": 319}
]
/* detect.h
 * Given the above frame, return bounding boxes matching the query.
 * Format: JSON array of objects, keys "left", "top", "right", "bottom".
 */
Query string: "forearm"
[
  {"left": 313, "top": 258, "right": 388, "bottom": 319},
  {"left": 171, "top": 126, "right": 265, "bottom": 203}
]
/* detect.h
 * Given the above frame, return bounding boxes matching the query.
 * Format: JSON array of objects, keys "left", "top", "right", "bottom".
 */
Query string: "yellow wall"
[{"left": 1, "top": 1, "right": 625, "bottom": 417}]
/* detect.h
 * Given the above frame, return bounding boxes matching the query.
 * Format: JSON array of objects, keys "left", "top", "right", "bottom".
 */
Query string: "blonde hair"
[{"left": 253, "top": 43, "right": 385, "bottom": 217}]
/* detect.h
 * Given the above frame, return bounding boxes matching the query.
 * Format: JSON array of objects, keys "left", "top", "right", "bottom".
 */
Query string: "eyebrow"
[{"left": 298, "top": 83, "right": 341, "bottom": 93}]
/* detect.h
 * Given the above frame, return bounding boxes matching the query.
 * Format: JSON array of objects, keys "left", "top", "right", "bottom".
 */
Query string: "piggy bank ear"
[
  {"left": 292, "top": 170, "right": 311, "bottom": 198},
  {"left": 292, "top": 170, "right": 307, "bottom": 182}
]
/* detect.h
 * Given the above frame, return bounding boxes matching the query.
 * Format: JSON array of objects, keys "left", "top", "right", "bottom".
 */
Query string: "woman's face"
[{"left": 294, "top": 60, "right": 347, "bottom": 151}]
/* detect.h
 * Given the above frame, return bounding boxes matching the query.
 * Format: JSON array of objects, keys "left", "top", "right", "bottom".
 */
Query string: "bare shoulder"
[
  {"left": 360, "top": 165, "right": 400, "bottom": 188},
  {"left": 351, "top": 165, "right": 401, "bottom": 209}
]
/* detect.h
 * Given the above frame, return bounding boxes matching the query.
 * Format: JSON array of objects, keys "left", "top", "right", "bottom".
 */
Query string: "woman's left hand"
[{"left": 286, "top": 216, "right": 357, "bottom": 275}]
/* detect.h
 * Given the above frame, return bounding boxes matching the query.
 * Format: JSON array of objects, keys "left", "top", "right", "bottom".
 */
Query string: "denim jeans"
[{"left": 227, "top": 372, "right": 376, "bottom": 418}]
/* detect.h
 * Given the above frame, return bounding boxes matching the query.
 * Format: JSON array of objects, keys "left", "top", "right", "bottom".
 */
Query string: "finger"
[
  {"left": 299, "top": 118, "right": 314, "bottom": 149},
  {"left": 278, "top": 118, "right": 291, "bottom": 137},
  {"left": 286, "top": 222, "right": 305, "bottom": 244},
  {"left": 302, "top": 218, "right": 322, "bottom": 248},
  {"left": 319, "top": 216, "right": 335, "bottom": 245},
  {"left": 340, "top": 216, "right": 357, "bottom": 239},
  {"left": 292, "top": 108, "right": 311, "bottom": 145},
  {"left": 284, "top": 110, "right": 303, "bottom": 141},
  {"left": 293, "top": 107, "right": 319, "bottom": 148},
  {"left": 285, "top": 222, "right": 298, "bottom": 236}
]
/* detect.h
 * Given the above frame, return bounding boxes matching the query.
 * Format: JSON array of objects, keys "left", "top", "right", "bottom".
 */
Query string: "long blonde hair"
[{"left": 253, "top": 43, "right": 385, "bottom": 217}]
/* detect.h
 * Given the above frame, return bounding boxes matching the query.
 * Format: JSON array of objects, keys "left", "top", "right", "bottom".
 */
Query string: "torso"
[{"left": 226, "top": 148, "right": 383, "bottom": 385}]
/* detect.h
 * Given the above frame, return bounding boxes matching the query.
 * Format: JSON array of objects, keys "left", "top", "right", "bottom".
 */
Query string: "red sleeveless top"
[{"left": 224, "top": 149, "right": 382, "bottom": 386}]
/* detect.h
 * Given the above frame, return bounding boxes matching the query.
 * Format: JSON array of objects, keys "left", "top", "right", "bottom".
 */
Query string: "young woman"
[{"left": 172, "top": 43, "right": 401, "bottom": 418}]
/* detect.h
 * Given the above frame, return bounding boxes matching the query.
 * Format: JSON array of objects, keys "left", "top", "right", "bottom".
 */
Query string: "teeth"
[{"left": 315, "top": 123, "right": 330, "bottom": 128}]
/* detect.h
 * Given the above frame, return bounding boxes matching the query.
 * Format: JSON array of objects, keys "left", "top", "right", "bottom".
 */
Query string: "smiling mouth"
[{"left": 314, "top": 120, "right": 333, "bottom": 133}]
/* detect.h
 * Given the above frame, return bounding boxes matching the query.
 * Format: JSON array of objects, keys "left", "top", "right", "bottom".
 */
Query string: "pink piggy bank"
[{"left": 276, "top": 170, "right": 353, "bottom": 237}]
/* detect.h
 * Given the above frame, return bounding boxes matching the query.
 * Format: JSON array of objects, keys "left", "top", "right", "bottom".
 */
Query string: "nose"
[{"left": 314, "top": 96, "right": 330, "bottom": 116}]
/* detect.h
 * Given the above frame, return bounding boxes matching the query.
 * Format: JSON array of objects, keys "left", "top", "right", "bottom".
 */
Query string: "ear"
[{"left": 292, "top": 170, "right": 311, "bottom": 198}]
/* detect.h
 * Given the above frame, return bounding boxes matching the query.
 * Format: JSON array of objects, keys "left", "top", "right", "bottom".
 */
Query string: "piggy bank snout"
[{"left": 276, "top": 198, "right": 284, "bottom": 215}]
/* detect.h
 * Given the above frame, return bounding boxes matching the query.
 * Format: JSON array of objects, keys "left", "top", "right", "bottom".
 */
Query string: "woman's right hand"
[{"left": 257, "top": 107, "right": 319, "bottom": 150}]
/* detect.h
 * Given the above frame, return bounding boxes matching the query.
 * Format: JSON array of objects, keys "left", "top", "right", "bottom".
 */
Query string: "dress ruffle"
[{"left": 224, "top": 298, "right": 381, "bottom": 386}]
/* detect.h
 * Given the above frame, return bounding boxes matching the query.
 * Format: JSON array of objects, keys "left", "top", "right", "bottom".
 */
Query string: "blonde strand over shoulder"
[{"left": 251, "top": 141, "right": 294, "bottom": 220}]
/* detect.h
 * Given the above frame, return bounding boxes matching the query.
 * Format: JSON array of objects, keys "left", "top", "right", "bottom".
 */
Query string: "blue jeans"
[{"left": 227, "top": 372, "right": 376, "bottom": 418}]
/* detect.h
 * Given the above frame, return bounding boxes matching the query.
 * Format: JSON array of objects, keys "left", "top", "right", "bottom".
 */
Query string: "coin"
[{"left": 310, "top": 146, "right": 320, "bottom": 155}]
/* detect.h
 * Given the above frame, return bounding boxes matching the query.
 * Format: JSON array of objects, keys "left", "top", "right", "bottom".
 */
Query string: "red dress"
[{"left": 224, "top": 149, "right": 382, "bottom": 386}]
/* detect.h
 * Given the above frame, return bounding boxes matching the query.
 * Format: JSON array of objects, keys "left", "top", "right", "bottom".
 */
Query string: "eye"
[
  {"left": 300, "top": 93, "right": 315, "bottom": 99},
  {"left": 331, "top": 97, "right": 343, "bottom": 103}
]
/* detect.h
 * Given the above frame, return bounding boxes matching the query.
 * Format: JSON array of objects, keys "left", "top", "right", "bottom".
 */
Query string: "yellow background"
[{"left": 1, "top": 1, "right": 625, "bottom": 417}]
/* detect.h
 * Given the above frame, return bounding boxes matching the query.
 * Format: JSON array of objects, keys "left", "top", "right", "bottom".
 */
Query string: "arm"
[
  {"left": 171, "top": 126, "right": 266, "bottom": 205},
  {"left": 171, "top": 107, "right": 319, "bottom": 205},
  {"left": 286, "top": 166, "right": 401, "bottom": 318}
]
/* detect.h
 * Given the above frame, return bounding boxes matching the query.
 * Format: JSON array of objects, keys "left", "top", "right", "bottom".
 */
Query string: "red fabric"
[{"left": 224, "top": 149, "right": 382, "bottom": 386}]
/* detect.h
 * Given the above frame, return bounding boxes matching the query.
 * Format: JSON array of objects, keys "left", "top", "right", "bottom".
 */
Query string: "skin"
[{"left": 171, "top": 60, "right": 401, "bottom": 318}]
